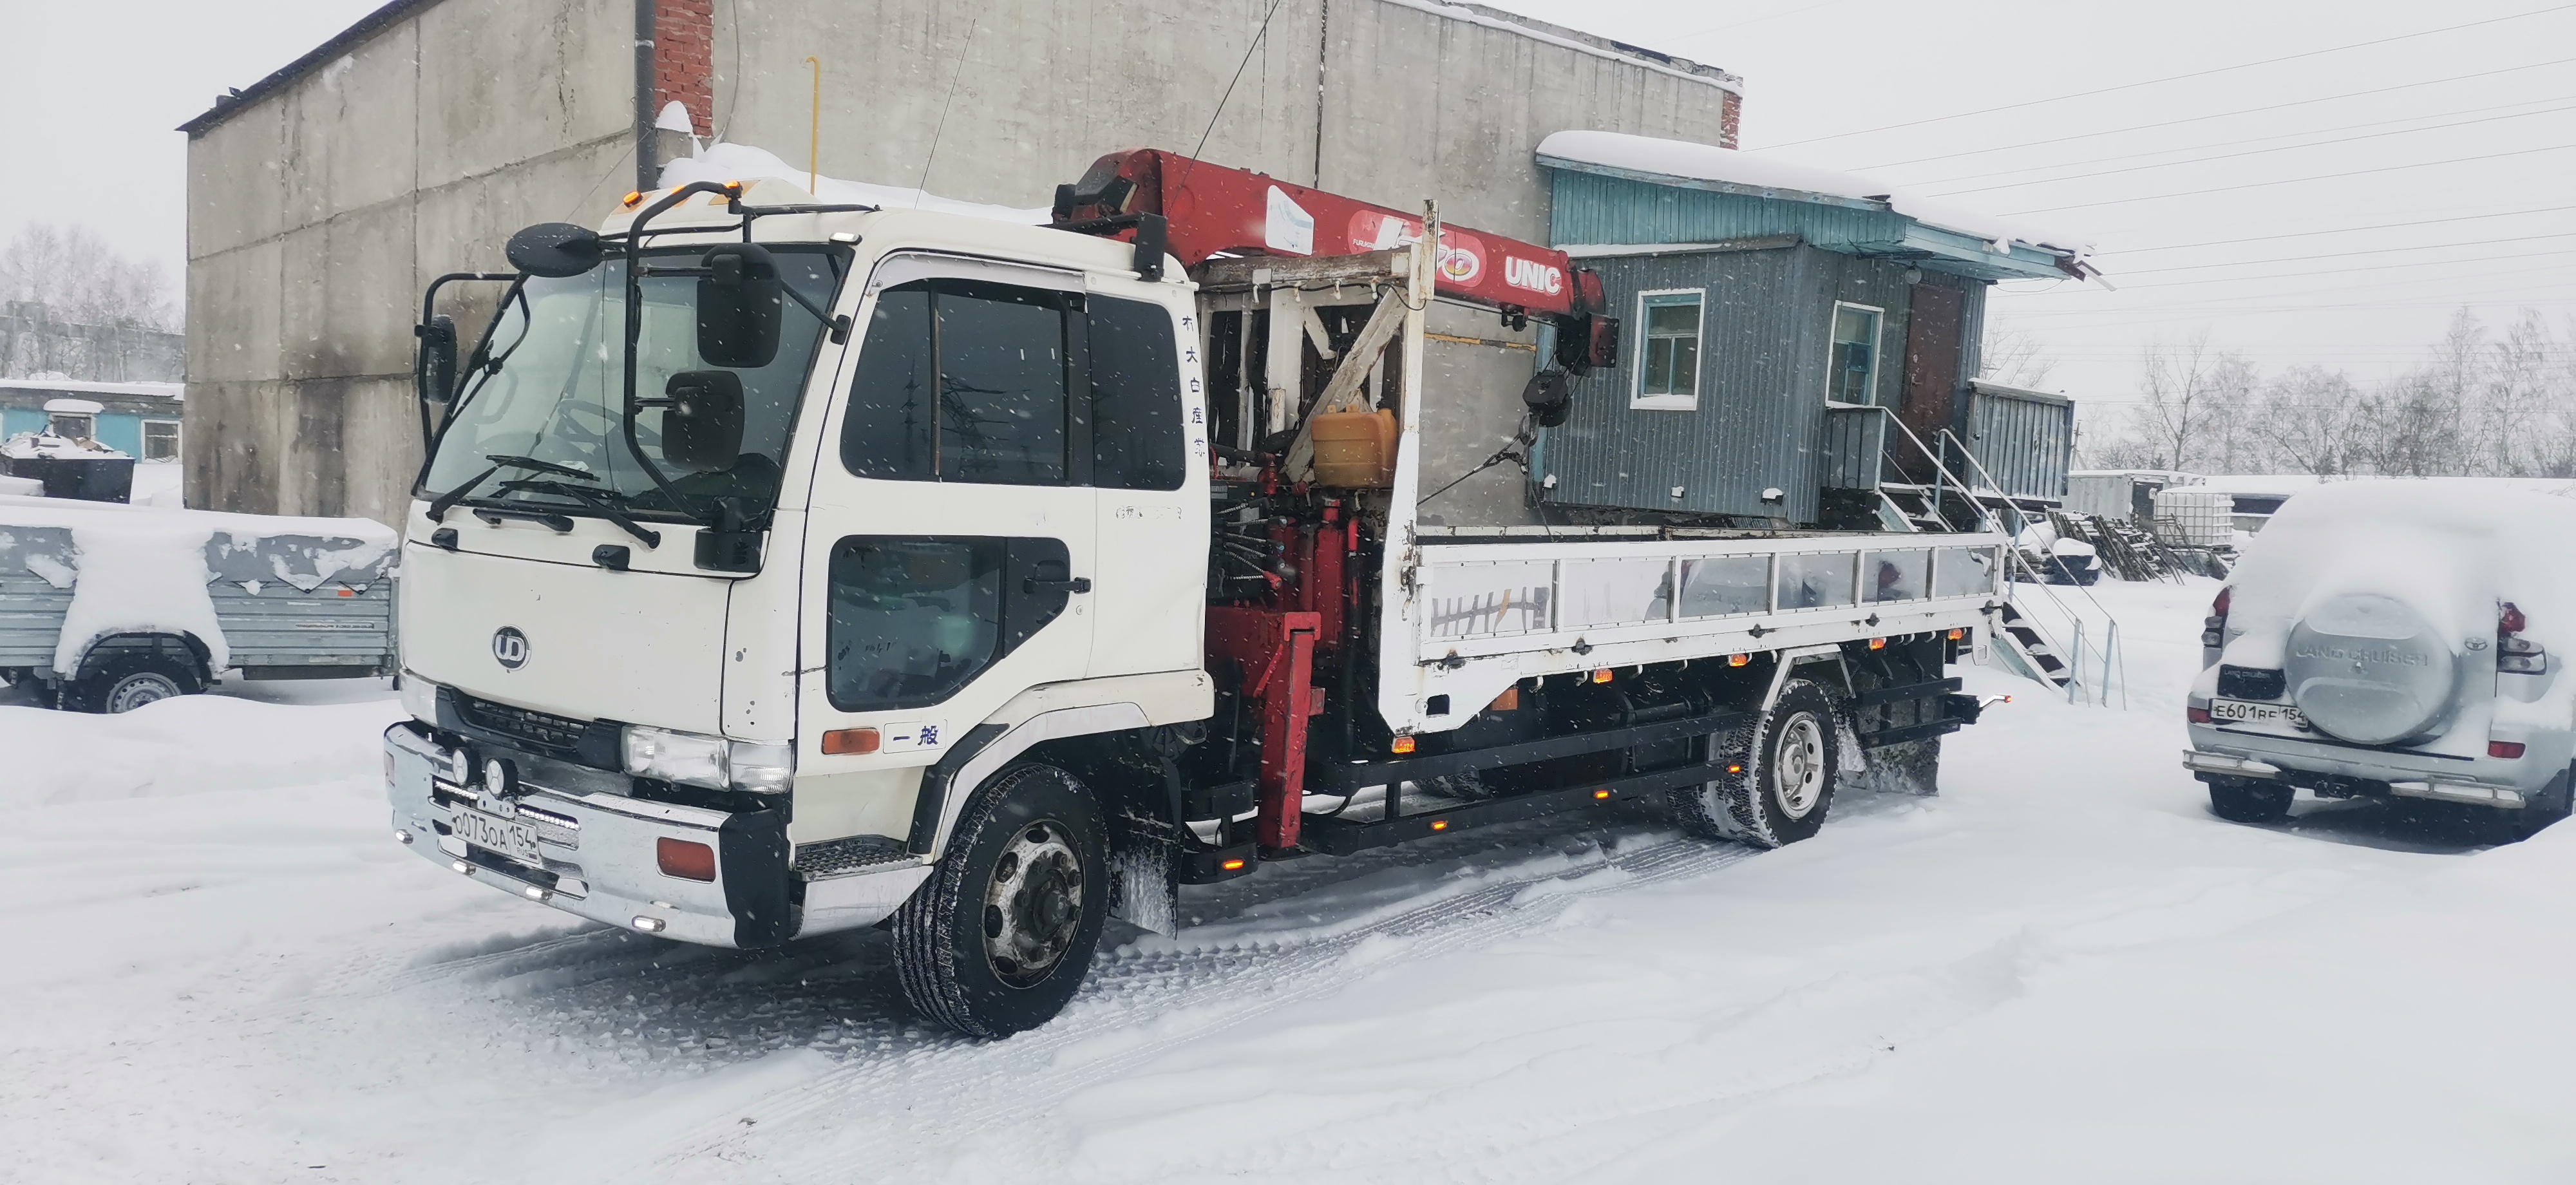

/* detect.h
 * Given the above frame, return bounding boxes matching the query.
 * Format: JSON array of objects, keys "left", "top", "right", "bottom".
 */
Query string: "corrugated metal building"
[{"left": 1525, "top": 132, "right": 2087, "bottom": 526}]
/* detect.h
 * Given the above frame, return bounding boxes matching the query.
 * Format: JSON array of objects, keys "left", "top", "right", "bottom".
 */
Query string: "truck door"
[
  {"left": 795, "top": 255, "right": 1097, "bottom": 801},
  {"left": 1081, "top": 281, "right": 1208, "bottom": 678}
]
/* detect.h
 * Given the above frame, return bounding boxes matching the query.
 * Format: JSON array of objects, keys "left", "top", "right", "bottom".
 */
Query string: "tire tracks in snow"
[{"left": 642, "top": 830, "right": 1761, "bottom": 1179}]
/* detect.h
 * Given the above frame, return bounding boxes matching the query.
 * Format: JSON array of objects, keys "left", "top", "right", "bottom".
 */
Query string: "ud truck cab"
[{"left": 386, "top": 156, "right": 2007, "bottom": 1036}]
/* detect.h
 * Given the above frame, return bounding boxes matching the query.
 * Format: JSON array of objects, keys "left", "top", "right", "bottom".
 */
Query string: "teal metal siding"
[
  {"left": 1537, "top": 243, "right": 1924, "bottom": 522},
  {"left": 1546, "top": 170, "right": 2070, "bottom": 281}
]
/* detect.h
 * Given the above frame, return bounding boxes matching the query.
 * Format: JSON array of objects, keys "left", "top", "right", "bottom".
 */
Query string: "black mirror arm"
[
  {"left": 413, "top": 272, "right": 518, "bottom": 445},
  {"left": 616, "top": 182, "right": 743, "bottom": 525}
]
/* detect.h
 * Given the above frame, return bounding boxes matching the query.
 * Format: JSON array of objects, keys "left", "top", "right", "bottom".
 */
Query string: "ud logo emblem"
[{"left": 492, "top": 627, "right": 530, "bottom": 670}]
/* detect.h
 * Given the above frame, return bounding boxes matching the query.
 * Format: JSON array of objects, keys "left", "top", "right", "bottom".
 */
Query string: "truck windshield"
[{"left": 419, "top": 248, "right": 842, "bottom": 523}]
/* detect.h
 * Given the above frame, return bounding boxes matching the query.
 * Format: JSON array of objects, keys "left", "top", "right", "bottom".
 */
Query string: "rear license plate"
[
  {"left": 2211, "top": 697, "right": 2308, "bottom": 728},
  {"left": 451, "top": 803, "right": 544, "bottom": 867}
]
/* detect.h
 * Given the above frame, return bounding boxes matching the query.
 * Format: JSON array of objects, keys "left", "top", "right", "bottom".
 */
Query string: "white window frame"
[
  {"left": 1824, "top": 301, "right": 1884, "bottom": 406},
  {"left": 141, "top": 418, "right": 182, "bottom": 461},
  {"left": 1631, "top": 288, "right": 1707, "bottom": 412}
]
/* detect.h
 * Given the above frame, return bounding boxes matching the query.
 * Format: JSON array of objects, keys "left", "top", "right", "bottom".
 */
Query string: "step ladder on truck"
[{"left": 380, "top": 151, "right": 2012, "bottom": 1037}]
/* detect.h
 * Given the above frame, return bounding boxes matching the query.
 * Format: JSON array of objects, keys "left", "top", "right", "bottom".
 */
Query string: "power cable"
[
  {"left": 1756, "top": 4, "right": 2576, "bottom": 150},
  {"left": 1851, "top": 57, "right": 2576, "bottom": 171},
  {"left": 1998, "top": 143, "right": 2576, "bottom": 215},
  {"left": 1917, "top": 100, "right": 2576, "bottom": 194},
  {"left": 2103, "top": 231, "right": 2576, "bottom": 275},
  {"left": 2098, "top": 205, "right": 2576, "bottom": 254}
]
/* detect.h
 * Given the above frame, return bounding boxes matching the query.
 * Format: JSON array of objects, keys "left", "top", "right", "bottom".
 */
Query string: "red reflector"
[
  {"left": 2188, "top": 707, "right": 2212, "bottom": 724},
  {"left": 657, "top": 838, "right": 716, "bottom": 881},
  {"left": 1220, "top": 858, "right": 1247, "bottom": 871},
  {"left": 821, "top": 727, "right": 880, "bottom": 755},
  {"left": 337, "top": 587, "right": 355, "bottom": 598},
  {"left": 2501, "top": 602, "right": 2528, "bottom": 634},
  {"left": 2490, "top": 741, "right": 2527, "bottom": 759}
]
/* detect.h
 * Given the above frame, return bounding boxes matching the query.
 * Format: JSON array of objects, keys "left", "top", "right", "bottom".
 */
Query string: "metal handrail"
[
  {"left": 1843, "top": 406, "right": 2105, "bottom": 700},
  {"left": 1935, "top": 427, "right": 2128, "bottom": 707}
]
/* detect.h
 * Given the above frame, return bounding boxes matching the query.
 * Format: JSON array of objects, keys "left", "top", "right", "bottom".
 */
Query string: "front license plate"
[
  {"left": 2210, "top": 697, "right": 2308, "bottom": 728},
  {"left": 451, "top": 804, "right": 544, "bottom": 867}
]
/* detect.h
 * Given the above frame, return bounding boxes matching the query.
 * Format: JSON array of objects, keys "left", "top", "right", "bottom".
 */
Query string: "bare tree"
[
  {"left": 2125, "top": 331, "right": 2257, "bottom": 472},
  {"left": 2255, "top": 366, "right": 2361, "bottom": 475},
  {"left": 1978, "top": 320, "right": 2058, "bottom": 390},
  {"left": 0, "top": 222, "right": 177, "bottom": 330}
]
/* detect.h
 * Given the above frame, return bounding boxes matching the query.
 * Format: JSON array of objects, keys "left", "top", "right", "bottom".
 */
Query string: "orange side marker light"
[{"left": 1391, "top": 735, "right": 1416, "bottom": 754}]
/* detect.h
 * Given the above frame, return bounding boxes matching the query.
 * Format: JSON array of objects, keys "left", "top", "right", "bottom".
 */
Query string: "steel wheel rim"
[
  {"left": 981, "top": 819, "right": 1084, "bottom": 989},
  {"left": 106, "top": 673, "right": 181, "bottom": 714},
  {"left": 1772, "top": 713, "right": 1826, "bottom": 819}
]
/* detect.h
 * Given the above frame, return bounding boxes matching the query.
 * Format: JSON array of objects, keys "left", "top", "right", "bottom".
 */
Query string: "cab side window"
[
  {"left": 823, "top": 535, "right": 1076, "bottom": 711},
  {"left": 1087, "top": 295, "right": 1186, "bottom": 491},
  {"left": 840, "top": 278, "right": 1086, "bottom": 486}
]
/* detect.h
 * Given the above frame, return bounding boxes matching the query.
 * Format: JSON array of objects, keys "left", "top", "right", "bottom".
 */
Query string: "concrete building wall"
[{"left": 184, "top": 0, "right": 1738, "bottom": 524}]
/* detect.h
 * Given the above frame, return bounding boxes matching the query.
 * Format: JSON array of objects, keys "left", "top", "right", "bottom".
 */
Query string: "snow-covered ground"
[{"left": 5, "top": 576, "right": 2571, "bottom": 1183}]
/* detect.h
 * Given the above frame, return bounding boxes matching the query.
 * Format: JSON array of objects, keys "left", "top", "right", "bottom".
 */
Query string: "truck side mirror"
[
  {"left": 415, "top": 314, "right": 459, "bottom": 405},
  {"left": 697, "top": 243, "right": 782, "bottom": 368},
  {"left": 661, "top": 370, "right": 744, "bottom": 472},
  {"left": 505, "top": 222, "right": 604, "bottom": 278}
]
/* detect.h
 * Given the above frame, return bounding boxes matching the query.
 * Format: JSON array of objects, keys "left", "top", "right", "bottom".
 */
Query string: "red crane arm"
[{"left": 1052, "top": 148, "right": 1608, "bottom": 326}]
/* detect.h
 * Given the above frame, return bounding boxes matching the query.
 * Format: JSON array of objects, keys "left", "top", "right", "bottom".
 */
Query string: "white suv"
[{"left": 2183, "top": 480, "right": 2576, "bottom": 839}]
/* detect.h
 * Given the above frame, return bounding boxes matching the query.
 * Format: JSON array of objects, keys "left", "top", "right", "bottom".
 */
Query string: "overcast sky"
[{"left": 4, "top": 0, "right": 2570, "bottom": 415}]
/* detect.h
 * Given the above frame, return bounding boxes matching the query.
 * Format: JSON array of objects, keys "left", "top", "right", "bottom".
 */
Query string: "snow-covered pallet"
[{"left": 0, "top": 497, "right": 398, "bottom": 692}]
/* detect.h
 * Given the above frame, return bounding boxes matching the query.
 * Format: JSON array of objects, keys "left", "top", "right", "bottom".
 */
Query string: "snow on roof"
[
  {"left": 658, "top": 144, "right": 1052, "bottom": 226},
  {"left": 43, "top": 398, "right": 105, "bottom": 415},
  {"left": 3, "top": 431, "right": 130, "bottom": 460},
  {"left": 0, "top": 377, "right": 184, "bottom": 401},
  {"left": 1534, "top": 130, "right": 2096, "bottom": 262},
  {"left": 1375, "top": 0, "right": 1738, "bottom": 93}
]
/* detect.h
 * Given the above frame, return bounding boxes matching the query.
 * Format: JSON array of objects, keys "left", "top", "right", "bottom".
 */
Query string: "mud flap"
[
  {"left": 1849, "top": 737, "right": 1942, "bottom": 797},
  {"left": 1106, "top": 814, "right": 1179, "bottom": 936}
]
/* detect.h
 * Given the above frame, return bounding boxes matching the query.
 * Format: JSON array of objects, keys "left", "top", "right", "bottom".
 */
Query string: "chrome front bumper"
[{"left": 383, "top": 721, "right": 931, "bottom": 943}]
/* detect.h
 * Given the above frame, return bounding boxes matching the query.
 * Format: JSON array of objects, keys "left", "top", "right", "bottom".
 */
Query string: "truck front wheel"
[
  {"left": 1671, "top": 678, "right": 1841, "bottom": 849},
  {"left": 892, "top": 763, "right": 1111, "bottom": 1038}
]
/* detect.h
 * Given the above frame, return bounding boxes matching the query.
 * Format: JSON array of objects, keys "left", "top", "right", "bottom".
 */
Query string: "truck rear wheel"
[
  {"left": 892, "top": 763, "right": 1111, "bottom": 1038},
  {"left": 1670, "top": 678, "right": 1841, "bottom": 849},
  {"left": 2206, "top": 777, "right": 2294, "bottom": 824}
]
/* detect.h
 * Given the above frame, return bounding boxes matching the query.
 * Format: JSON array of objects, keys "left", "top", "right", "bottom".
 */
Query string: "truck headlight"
[{"left": 621, "top": 725, "right": 795, "bottom": 793}]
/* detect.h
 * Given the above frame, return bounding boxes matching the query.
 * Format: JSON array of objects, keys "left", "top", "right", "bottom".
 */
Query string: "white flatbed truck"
[{"left": 383, "top": 153, "right": 2006, "bottom": 1035}]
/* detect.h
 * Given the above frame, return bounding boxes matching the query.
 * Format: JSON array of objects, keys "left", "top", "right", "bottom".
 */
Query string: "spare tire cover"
[{"left": 2284, "top": 592, "right": 2459, "bottom": 744}]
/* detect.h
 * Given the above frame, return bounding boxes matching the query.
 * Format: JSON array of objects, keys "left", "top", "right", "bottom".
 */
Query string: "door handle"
[{"left": 1023, "top": 576, "right": 1092, "bottom": 594}]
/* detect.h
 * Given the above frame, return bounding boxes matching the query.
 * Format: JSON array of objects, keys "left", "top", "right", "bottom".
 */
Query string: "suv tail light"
[
  {"left": 2498, "top": 602, "right": 2546, "bottom": 674},
  {"left": 2201, "top": 587, "right": 2231, "bottom": 649}
]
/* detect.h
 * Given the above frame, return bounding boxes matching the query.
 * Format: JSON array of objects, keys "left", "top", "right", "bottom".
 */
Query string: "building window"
[
  {"left": 1828, "top": 302, "right": 1883, "bottom": 404},
  {"left": 46, "top": 412, "right": 94, "bottom": 440},
  {"left": 142, "top": 419, "right": 181, "bottom": 461},
  {"left": 1633, "top": 290, "right": 1704, "bottom": 411}
]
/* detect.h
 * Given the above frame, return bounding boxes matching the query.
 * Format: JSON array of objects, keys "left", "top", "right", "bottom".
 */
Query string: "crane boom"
[{"left": 1052, "top": 148, "right": 1614, "bottom": 356}]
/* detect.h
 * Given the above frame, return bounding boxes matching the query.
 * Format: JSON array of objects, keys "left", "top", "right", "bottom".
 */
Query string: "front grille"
[
  {"left": 2217, "top": 665, "right": 2287, "bottom": 700},
  {"left": 452, "top": 691, "right": 589, "bottom": 754}
]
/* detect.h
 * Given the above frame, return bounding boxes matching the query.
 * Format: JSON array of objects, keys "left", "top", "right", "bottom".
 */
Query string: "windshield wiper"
[
  {"left": 427, "top": 454, "right": 601, "bottom": 522},
  {"left": 495, "top": 479, "right": 665, "bottom": 547},
  {"left": 484, "top": 453, "right": 600, "bottom": 483}
]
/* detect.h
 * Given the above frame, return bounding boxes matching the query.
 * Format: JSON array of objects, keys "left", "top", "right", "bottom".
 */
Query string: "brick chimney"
[{"left": 655, "top": 0, "right": 715, "bottom": 138}]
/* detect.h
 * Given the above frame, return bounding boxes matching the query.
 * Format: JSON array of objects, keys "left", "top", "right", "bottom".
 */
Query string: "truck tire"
[
  {"left": 2206, "top": 777, "right": 2294, "bottom": 824},
  {"left": 66, "top": 650, "right": 202, "bottom": 714},
  {"left": 1669, "top": 678, "right": 1841, "bottom": 849},
  {"left": 892, "top": 763, "right": 1111, "bottom": 1038}
]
